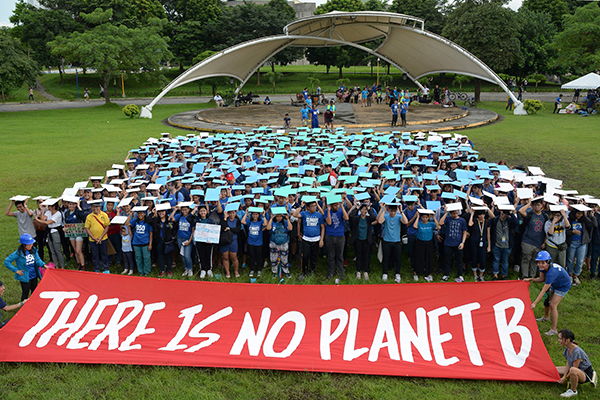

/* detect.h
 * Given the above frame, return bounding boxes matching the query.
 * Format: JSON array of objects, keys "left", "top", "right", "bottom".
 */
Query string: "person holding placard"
[
  {"left": 4, "top": 234, "right": 46, "bottom": 301},
  {"left": 519, "top": 198, "right": 548, "bottom": 279},
  {"left": 376, "top": 202, "right": 407, "bottom": 283},
  {"left": 171, "top": 203, "right": 196, "bottom": 277},
  {"left": 293, "top": 200, "right": 325, "bottom": 280},
  {"left": 267, "top": 210, "right": 293, "bottom": 278},
  {"left": 349, "top": 202, "right": 376, "bottom": 280},
  {"left": 566, "top": 207, "right": 597, "bottom": 286},
  {"left": 63, "top": 197, "right": 87, "bottom": 271},
  {"left": 220, "top": 206, "right": 242, "bottom": 279},
  {"left": 35, "top": 200, "right": 65, "bottom": 269},
  {"left": 195, "top": 205, "right": 216, "bottom": 278},
  {"left": 127, "top": 207, "right": 153, "bottom": 276},
  {"left": 153, "top": 205, "right": 177, "bottom": 277},
  {"left": 324, "top": 199, "right": 349, "bottom": 280},
  {"left": 439, "top": 203, "right": 468, "bottom": 282},
  {"left": 5, "top": 198, "right": 36, "bottom": 239},
  {"left": 468, "top": 207, "right": 491, "bottom": 281},
  {"left": 545, "top": 208, "right": 570, "bottom": 272},
  {"left": 490, "top": 206, "right": 518, "bottom": 280},
  {"left": 84, "top": 201, "right": 110, "bottom": 273},
  {"left": 242, "top": 208, "right": 267, "bottom": 278},
  {"left": 413, "top": 209, "right": 440, "bottom": 282}
]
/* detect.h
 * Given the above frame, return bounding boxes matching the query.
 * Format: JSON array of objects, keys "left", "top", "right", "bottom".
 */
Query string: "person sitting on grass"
[
  {"left": 524, "top": 250, "right": 571, "bottom": 336},
  {"left": 0, "top": 280, "right": 27, "bottom": 329},
  {"left": 555, "top": 329, "right": 597, "bottom": 398}
]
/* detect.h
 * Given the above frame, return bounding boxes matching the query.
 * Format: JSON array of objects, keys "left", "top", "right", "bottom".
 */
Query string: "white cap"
[
  {"left": 41, "top": 198, "right": 60, "bottom": 206},
  {"left": 132, "top": 206, "right": 149, "bottom": 212},
  {"left": 155, "top": 203, "right": 172, "bottom": 211},
  {"left": 446, "top": 203, "right": 463, "bottom": 212},
  {"left": 572, "top": 204, "right": 592, "bottom": 212}
]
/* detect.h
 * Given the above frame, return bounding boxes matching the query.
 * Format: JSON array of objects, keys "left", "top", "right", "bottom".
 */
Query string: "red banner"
[{"left": 0, "top": 269, "right": 558, "bottom": 381}]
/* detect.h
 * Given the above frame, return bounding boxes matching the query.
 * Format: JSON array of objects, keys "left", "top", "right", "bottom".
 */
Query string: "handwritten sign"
[
  {"left": 64, "top": 223, "right": 88, "bottom": 238},
  {"left": 194, "top": 222, "right": 220, "bottom": 244}
]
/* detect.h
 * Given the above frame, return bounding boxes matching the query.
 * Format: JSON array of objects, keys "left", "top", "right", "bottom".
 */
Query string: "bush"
[
  {"left": 523, "top": 99, "right": 543, "bottom": 115},
  {"left": 122, "top": 104, "right": 140, "bottom": 118}
]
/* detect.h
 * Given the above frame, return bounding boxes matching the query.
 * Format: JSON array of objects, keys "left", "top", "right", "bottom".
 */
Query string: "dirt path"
[{"left": 36, "top": 79, "right": 61, "bottom": 101}]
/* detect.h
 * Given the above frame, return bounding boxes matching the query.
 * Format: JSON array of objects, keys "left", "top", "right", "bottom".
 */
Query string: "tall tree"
[
  {"left": 442, "top": 0, "right": 521, "bottom": 101},
  {"left": 0, "top": 28, "right": 39, "bottom": 101},
  {"left": 314, "top": 0, "right": 365, "bottom": 14},
  {"left": 522, "top": 0, "right": 567, "bottom": 30},
  {"left": 388, "top": 0, "right": 447, "bottom": 35},
  {"left": 550, "top": 3, "right": 600, "bottom": 74},
  {"left": 48, "top": 8, "right": 172, "bottom": 104},
  {"left": 363, "top": 0, "right": 387, "bottom": 12}
]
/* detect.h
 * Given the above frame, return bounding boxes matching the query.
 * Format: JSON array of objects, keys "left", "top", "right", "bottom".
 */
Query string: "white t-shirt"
[
  {"left": 45, "top": 210, "right": 63, "bottom": 231},
  {"left": 423, "top": 87, "right": 430, "bottom": 95}
]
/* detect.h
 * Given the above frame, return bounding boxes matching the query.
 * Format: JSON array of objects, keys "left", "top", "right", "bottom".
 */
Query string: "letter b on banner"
[{"left": 493, "top": 299, "right": 532, "bottom": 368}]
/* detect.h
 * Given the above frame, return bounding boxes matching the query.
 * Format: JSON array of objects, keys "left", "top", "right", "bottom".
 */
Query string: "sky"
[{"left": 0, "top": 0, "right": 524, "bottom": 27}]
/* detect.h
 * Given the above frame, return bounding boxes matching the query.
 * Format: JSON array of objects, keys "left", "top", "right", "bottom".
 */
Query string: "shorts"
[
  {"left": 325, "top": 116, "right": 333, "bottom": 123},
  {"left": 550, "top": 286, "right": 568, "bottom": 298},
  {"left": 72, "top": 236, "right": 84, "bottom": 242},
  {"left": 220, "top": 241, "right": 238, "bottom": 254}
]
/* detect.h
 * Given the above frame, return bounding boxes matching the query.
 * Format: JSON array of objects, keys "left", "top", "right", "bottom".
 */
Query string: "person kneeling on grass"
[
  {"left": 524, "top": 250, "right": 571, "bottom": 336},
  {"left": 555, "top": 329, "right": 597, "bottom": 398},
  {"left": 0, "top": 280, "right": 27, "bottom": 329}
]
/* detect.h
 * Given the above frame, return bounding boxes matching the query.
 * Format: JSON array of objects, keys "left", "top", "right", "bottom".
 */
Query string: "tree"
[
  {"left": 265, "top": 71, "right": 283, "bottom": 93},
  {"left": 522, "top": 0, "right": 567, "bottom": 30},
  {"left": 452, "top": 74, "right": 472, "bottom": 91},
  {"left": 550, "top": 3, "right": 600, "bottom": 74},
  {"left": 442, "top": 0, "right": 521, "bottom": 102},
  {"left": 314, "top": 0, "right": 364, "bottom": 15},
  {"left": 305, "top": 47, "right": 338, "bottom": 74},
  {"left": 48, "top": 8, "right": 172, "bottom": 104},
  {"left": 307, "top": 75, "right": 320, "bottom": 93},
  {"left": 0, "top": 29, "right": 39, "bottom": 101},
  {"left": 388, "top": 0, "right": 447, "bottom": 35},
  {"left": 364, "top": 0, "right": 387, "bottom": 11},
  {"left": 10, "top": 1, "right": 82, "bottom": 84}
]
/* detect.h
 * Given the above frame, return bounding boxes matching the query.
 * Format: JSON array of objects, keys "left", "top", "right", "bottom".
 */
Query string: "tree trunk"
[
  {"left": 271, "top": 62, "right": 275, "bottom": 73},
  {"left": 179, "top": 63, "right": 185, "bottom": 72},
  {"left": 198, "top": 82, "right": 202, "bottom": 95},
  {"left": 370, "top": 63, "right": 373, "bottom": 77},
  {"left": 474, "top": 78, "right": 481, "bottom": 103},
  {"left": 1, "top": 89, "right": 4, "bottom": 102},
  {"left": 338, "top": 66, "right": 343, "bottom": 79},
  {"left": 212, "top": 85, "right": 217, "bottom": 96},
  {"left": 59, "top": 67, "right": 63, "bottom": 85},
  {"left": 103, "top": 71, "right": 110, "bottom": 104},
  {"left": 256, "top": 69, "right": 260, "bottom": 86},
  {"left": 326, "top": 65, "right": 330, "bottom": 74},
  {"left": 440, "top": 72, "right": 445, "bottom": 86},
  {"left": 387, "top": 64, "right": 390, "bottom": 75},
  {"left": 273, "top": 82, "right": 276, "bottom": 94}
]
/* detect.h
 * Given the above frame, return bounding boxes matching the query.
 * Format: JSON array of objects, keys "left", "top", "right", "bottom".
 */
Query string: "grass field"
[
  {"left": 0, "top": 102, "right": 599, "bottom": 399},
  {"left": 34, "top": 67, "right": 565, "bottom": 102}
]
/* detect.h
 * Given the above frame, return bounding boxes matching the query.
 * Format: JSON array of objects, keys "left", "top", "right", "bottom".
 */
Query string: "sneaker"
[
  {"left": 395, "top": 274, "right": 401, "bottom": 283},
  {"left": 573, "top": 275, "right": 581, "bottom": 286},
  {"left": 326, "top": 274, "right": 333, "bottom": 279},
  {"left": 207, "top": 270, "right": 213, "bottom": 278},
  {"left": 249, "top": 270, "right": 255, "bottom": 277},
  {"left": 492, "top": 275, "right": 499, "bottom": 281},
  {"left": 273, "top": 273, "right": 277, "bottom": 278},
  {"left": 356, "top": 271, "right": 361, "bottom": 279},
  {"left": 172, "top": 262, "right": 176, "bottom": 268},
  {"left": 344, "top": 259, "right": 348, "bottom": 267},
  {"left": 363, "top": 272, "right": 369, "bottom": 280},
  {"left": 263, "top": 261, "right": 268, "bottom": 268},
  {"left": 545, "top": 329, "right": 558, "bottom": 336},
  {"left": 413, "top": 274, "right": 418, "bottom": 281},
  {"left": 425, "top": 275, "right": 433, "bottom": 282},
  {"left": 257, "top": 270, "right": 261, "bottom": 277},
  {"left": 382, "top": 274, "right": 388, "bottom": 282},
  {"left": 442, "top": 275, "right": 449, "bottom": 282},
  {"left": 225, "top": 275, "right": 231, "bottom": 279},
  {"left": 102, "top": 270, "right": 110, "bottom": 274},
  {"left": 479, "top": 276, "right": 485, "bottom": 282},
  {"left": 514, "top": 264, "right": 520, "bottom": 273},
  {"left": 241, "top": 263, "right": 246, "bottom": 269},
  {"left": 128, "top": 270, "right": 133, "bottom": 275},
  {"left": 158, "top": 271, "right": 165, "bottom": 277},
  {"left": 121, "top": 269, "right": 129, "bottom": 275},
  {"left": 455, "top": 276, "right": 464, "bottom": 283},
  {"left": 298, "top": 273, "right": 305, "bottom": 281},
  {"left": 285, "top": 272, "right": 292, "bottom": 278},
  {"left": 182, "top": 270, "right": 189, "bottom": 277},
  {"left": 536, "top": 316, "right": 550, "bottom": 322},
  {"left": 200, "top": 270, "right": 206, "bottom": 279},
  {"left": 560, "top": 389, "right": 577, "bottom": 398},
  {"left": 474, "top": 276, "right": 480, "bottom": 282},
  {"left": 591, "top": 370, "right": 597, "bottom": 388},
  {"left": 167, "top": 271, "right": 173, "bottom": 277}
]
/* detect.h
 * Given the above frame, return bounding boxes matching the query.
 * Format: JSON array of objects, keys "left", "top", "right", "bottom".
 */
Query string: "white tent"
[
  {"left": 141, "top": 11, "right": 523, "bottom": 118},
  {"left": 561, "top": 72, "right": 600, "bottom": 90}
]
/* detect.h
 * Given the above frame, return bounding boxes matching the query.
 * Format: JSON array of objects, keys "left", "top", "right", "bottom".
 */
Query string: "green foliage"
[
  {"left": 509, "top": 8, "right": 554, "bottom": 78},
  {"left": 381, "top": 74, "right": 394, "bottom": 87},
  {"left": 0, "top": 29, "right": 40, "bottom": 101},
  {"left": 336, "top": 78, "right": 350, "bottom": 88},
  {"left": 522, "top": 0, "right": 567, "bottom": 29},
  {"left": 307, "top": 75, "right": 321, "bottom": 93},
  {"left": 452, "top": 74, "right": 472, "bottom": 91},
  {"left": 48, "top": 10, "right": 172, "bottom": 103},
  {"left": 315, "top": 0, "right": 365, "bottom": 15},
  {"left": 363, "top": 0, "right": 387, "bottom": 11},
  {"left": 551, "top": 4, "right": 600, "bottom": 74},
  {"left": 388, "top": 0, "right": 446, "bottom": 35},
  {"left": 265, "top": 71, "right": 284, "bottom": 93},
  {"left": 527, "top": 73, "right": 546, "bottom": 89},
  {"left": 122, "top": 103, "right": 140, "bottom": 118},
  {"left": 523, "top": 99, "right": 544, "bottom": 114}
]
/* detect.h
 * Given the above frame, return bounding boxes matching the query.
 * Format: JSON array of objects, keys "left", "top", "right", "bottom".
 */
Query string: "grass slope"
[{"left": 0, "top": 103, "right": 598, "bottom": 399}]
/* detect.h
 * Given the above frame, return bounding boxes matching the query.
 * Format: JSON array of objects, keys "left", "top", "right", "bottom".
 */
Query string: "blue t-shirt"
[
  {"left": 361, "top": 90, "right": 368, "bottom": 99},
  {"left": 166, "top": 191, "right": 184, "bottom": 207},
  {"left": 571, "top": 221, "right": 582, "bottom": 242},
  {"left": 542, "top": 263, "right": 572, "bottom": 293},
  {"left": 301, "top": 108, "right": 309, "bottom": 119},
  {"left": 64, "top": 210, "right": 80, "bottom": 224},
  {"left": 246, "top": 219, "right": 264, "bottom": 246},
  {"left": 227, "top": 218, "right": 239, "bottom": 243},
  {"left": 391, "top": 104, "right": 399, "bottom": 115},
  {"left": 444, "top": 216, "right": 467, "bottom": 247},
  {"left": 401, "top": 102, "right": 408, "bottom": 114},
  {"left": 404, "top": 208, "right": 418, "bottom": 236},
  {"left": 130, "top": 218, "right": 153, "bottom": 245},
  {"left": 300, "top": 211, "right": 324, "bottom": 239},
  {"left": 311, "top": 109, "right": 319, "bottom": 120},
  {"left": 174, "top": 213, "right": 194, "bottom": 239},
  {"left": 24, "top": 250, "right": 37, "bottom": 280},
  {"left": 522, "top": 212, "right": 547, "bottom": 247},
  {"left": 325, "top": 208, "right": 345, "bottom": 237},
  {"left": 417, "top": 220, "right": 436, "bottom": 241},
  {"left": 382, "top": 212, "right": 402, "bottom": 243},
  {"left": 302, "top": 90, "right": 308, "bottom": 100},
  {"left": 271, "top": 221, "right": 289, "bottom": 245},
  {"left": 0, "top": 295, "right": 6, "bottom": 322}
]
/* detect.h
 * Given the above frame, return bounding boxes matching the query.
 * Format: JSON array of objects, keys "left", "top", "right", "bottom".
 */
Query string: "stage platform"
[{"left": 167, "top": 102, "right": 498, "bottom": 133}]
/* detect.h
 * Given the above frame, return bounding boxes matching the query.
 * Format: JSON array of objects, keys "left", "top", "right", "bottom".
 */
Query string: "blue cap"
[{"left": 19, "top": 233, "right": 35, "bottom": 245}]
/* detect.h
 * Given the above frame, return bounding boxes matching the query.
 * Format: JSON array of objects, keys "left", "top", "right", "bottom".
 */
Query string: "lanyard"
[{"left": 478, "top": 220, "right": 485, "bottom": 241}]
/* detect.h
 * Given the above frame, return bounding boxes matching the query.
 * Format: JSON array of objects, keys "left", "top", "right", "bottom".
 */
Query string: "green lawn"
[
  {"left": 1, "top": 82, "right": 47, "bottom": 103},
  {"left": 0, "top": 102, "right": 599, "bottom": 399}
]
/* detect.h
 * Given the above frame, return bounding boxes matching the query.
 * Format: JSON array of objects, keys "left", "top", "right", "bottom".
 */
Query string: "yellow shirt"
[{"left": 85, "top": 212, "right": 110, "bottom": 241}]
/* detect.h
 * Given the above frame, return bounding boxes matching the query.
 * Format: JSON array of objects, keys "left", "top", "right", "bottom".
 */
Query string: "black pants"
[
  {"left": 247, "top": 244, "right": 262, "bottom": 272},
  {"left": 400, "top": 113, "right": 406, "bottom": 126},
  {"left": 444, "top": 245, "right": 464, "bottom": 276},
  {"left": 391, "top": 114, "right": 398, "bottom": 126},
  {"left": 471, "top": 240, "right": 487, "bottom": 272},
  {"left": 196, "top": 242, "right": 213, "bottom": 271},
  {"left": 354, "top": 239, "right": 371, "bottom": 273},
  {"left": 414, "top": 239, "right": 434, "bottom": 276},
  {"left": 20, "top": 277, "right": 38, "bottom": 301},
  {"left": 36, "top": 229, "right": 48, "bottom": 260},
  {"left": 156, "top": 238, "right": 173, "bottom": 272},
  {"left": 382, "top": 241, "right": 401, "bottom": 275},
  {"left": 301, "top": 240, "right": 319, "bottom": 274}
]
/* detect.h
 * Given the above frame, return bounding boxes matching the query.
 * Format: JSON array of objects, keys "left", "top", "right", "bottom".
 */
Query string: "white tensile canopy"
[
  {"left": 141, "top": 11, "right": 521, "bottom": 118},
  {"left": 561, "top": 73, "right": 600, "bottom": 90}
]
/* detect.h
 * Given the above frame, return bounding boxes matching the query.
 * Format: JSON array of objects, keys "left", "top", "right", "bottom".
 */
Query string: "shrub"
[
  {"left": 122, "top": 104, "right": 140, "bottom": 118},
  {"left": 523, "top": 99, "right": 543, "bottom": 115}
]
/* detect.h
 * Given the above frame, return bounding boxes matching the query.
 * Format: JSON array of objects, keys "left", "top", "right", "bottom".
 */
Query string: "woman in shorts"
[{"left": 555, "top": 329, "right": 597, "bottom": 397}]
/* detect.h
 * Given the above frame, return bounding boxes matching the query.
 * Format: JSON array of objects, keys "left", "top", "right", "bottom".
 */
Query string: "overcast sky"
[{"left": 0, "top": 0, "right": 524, "bottom": 27}]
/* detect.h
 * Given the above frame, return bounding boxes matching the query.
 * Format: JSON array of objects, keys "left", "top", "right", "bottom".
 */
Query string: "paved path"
[
  {"left": 0, "top": 91, "right": 568, "bottom": 113},
  {"left": 168, "top": 106, "right": 498, "bottom": 134},
  {"left": 36, "top": 79, "right": 61, "bottom": 101}
]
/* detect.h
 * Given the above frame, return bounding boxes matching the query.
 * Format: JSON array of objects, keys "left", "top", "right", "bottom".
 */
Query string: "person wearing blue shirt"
[
  {"left": 0, "top": 280, "right": 27, "bottom": 330},
  {"left": 302, "top": 88, "right": 308, "bottom": 101},
  {"left": 553, "top": 94, "right": 563, "bottom": 114},
  {"left": 242, "top": 210, "right": 266, "bottom": 278},
  {"left": 171, "top": 205, "right": 196, "bottom": 277},
  {"left": 439, "top": 205, "right": 468, "bottom": 282},
  {"left": 324, "top": 201, "right": 349, "bottom": 280},
  {"left": 310, "top": 104, "right": 319, "bottom": 128},
  {"left": 267, "top": 213, "right": 293, "bottom": 278},
  {"left": 127, "top": 209, "right": 153, "bottom": 276},
  {"left": 403, "top": 201, "right": 420, "bottom": 280},
  {"left": 300, "top": 104, "right": 310, "bottom": 127},
  {"left": 165, "top": 181, "right": 184, "bottom": 206},
  {"left": 376, "top": 203, "right": 408, "bottom": 283},
  {"left": 4, "top": 234, "right": 45, "bottom": 301},
  {"left": 400, "top": 100, "right": 408, "bottom": 127},
  {"left": 390, "top": 99, "right": 399, "bottom": 127},
  {"left": 525, "top": 251, "right": 572, "bottom": 336},
  {"left": 293, "top": 201, "right": 325, "bottom": 279},
  {"left": 413, "top": 210, "right": 441, "bottom": 282}
]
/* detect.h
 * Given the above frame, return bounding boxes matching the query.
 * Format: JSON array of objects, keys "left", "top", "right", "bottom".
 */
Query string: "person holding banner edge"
[
  {"left": 524, "top": 251, "right": 571, "bottom": 336},
  {"left": 0, "top": 280, "right": 28, "bottom": 329},
  {"left": 4, "top": 234, "right": 46, "bottom": 301}
]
